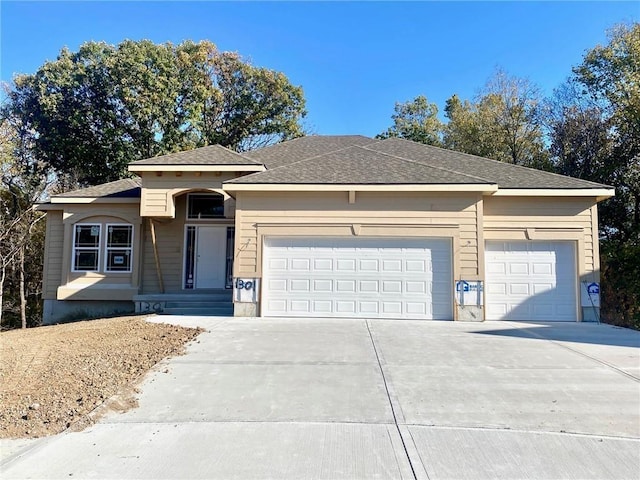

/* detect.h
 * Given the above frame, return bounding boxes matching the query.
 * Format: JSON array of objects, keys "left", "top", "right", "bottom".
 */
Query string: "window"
[
  {"left": 105, "top": 224, "right": 133, "bottom": 272},
  {"left": 72, "top": 223, "right": 134, "bottom": 273},
  {"left": 73, "top": 224, "right": 101, "bottom": 272},
  {"left": 187, "top": 193, "right": 224, "bottom": 219}
]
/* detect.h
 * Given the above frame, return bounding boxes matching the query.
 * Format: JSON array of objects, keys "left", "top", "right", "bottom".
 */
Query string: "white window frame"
[
  {"left": 104, "top": 224, "right": 134, "bottom": 273},
  {"left": 186, "top": 192, "right": 225, "bottom": 220},
  {"left": 72, "top": 223, "right": 102, "bottom": 273}
]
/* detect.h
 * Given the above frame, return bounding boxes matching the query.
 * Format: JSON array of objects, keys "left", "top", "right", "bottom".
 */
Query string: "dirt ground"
[{"left": 0, "top": 316, "right": 203, "bottom": 439}]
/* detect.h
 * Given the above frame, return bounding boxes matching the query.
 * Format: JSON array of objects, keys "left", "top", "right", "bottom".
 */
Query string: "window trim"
[
  {"left": 71, "top": 223, "right": 102, "bottom": 273},
  {"left": 104, "top": 223, "right": 134, "bottom": 273},
  {"left": 186, "top": 192, "right": 225, "bottom": 220}
]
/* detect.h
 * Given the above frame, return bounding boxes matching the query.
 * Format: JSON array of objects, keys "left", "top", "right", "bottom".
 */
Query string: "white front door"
[{"left": 195, "top": 226, "right": 227, "bottom": 289}]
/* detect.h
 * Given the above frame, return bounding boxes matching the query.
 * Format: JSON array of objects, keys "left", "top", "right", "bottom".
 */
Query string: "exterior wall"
[
  {"left": 483, "top": 196, "right": 601, "bottom": 321},
  {"left": 483, "top": 196, "right": 598, "bottom": 275},
  {"left": 42, "top": 210, "right": 64, "bottom": 300},
  {"left": 234, "top": 191, "right": 482, "bottom": 317},
  {"left": 140, "top": 193, "right": 234, "bottom": 294},
  {"left": 139, "top": 172, "right": 237, "bottom": 217},
  {"left": 42, "top": 299, "right": 135, "bottom": 325},
  {"left": 54, "top": 203, "right": 142, "bottom": 301}
]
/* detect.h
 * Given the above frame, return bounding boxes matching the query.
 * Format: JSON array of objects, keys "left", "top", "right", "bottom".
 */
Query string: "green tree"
[
  {"left": 548, "top": 23, "right": 640, "bottom": 328},
  {"left": 0, "top": 114, "right": 47, "bottom": 328},
  {"left": 3, "top": 40, "right": 306, "bottom": 186},
  {"left": 573, "top": 23, "right": 640, "bottom": 242},
  {"left": 444, "top": 70, "right": 548, "bottom": 168},
  {"left": 377, "top": 95, "right": 443, "bottom": 146}
]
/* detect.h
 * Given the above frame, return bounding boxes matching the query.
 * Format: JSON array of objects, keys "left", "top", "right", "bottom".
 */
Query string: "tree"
[
  {"left": 546, "top": 23, "right": 640, "bottom": 328},
  {"left": 0, "top": 115, "right": 48, "bottom": 328},
  {"left": 3, "top": 40, "right": 306, "bottom": 186},
  {"left": 573, "top": 24, "right": 640, "bottom": 242},
  {"left": 377, "top": 95, "right": 443, "bottom": 146},
  {"left": 444, "top": 70, "right": 548, "bottom": 169}
]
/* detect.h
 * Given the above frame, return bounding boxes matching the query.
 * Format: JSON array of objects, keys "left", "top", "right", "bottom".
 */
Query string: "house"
[{"left": 37, "top": 135, "right": 614, "bottom": 324}]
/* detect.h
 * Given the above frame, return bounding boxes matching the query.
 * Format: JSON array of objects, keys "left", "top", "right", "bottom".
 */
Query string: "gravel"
[{"left": 0, "top": 316, "right": 203, "bottom": 439}]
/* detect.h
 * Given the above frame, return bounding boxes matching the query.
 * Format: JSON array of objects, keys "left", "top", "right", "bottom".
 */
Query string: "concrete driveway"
[{"left": 2, "top": 318, "right": 639, "bottom": 479}]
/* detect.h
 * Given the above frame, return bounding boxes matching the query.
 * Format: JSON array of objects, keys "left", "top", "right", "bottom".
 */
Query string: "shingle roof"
[
  {"left": 366, "top": 138, "right": 609, "bottom": 189},
  {"left": 51, "top": 136, "right": 613, "bottom": 201},
  {"left": 228, "top": 136, "right": 611, "bottom": 190},
  {"left": 230, "top": 146, "right": 493, "bottom": 185},
  {"left": 54, "top": 178, "right": 142, "bottom": 198},
  {"left": 242, "top": 135, "right": 377, "bottom": 169},
  {"left": 129, "top": 145, "right": 261, "bottom": 166}
]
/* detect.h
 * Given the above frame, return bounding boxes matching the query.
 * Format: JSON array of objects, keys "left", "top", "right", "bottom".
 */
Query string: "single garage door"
[
  {"left": 485, "top": 241, "right": 577, "bottom": 321},
  {"left": 262, "top": 237, "right": 453, "bottom": 319}
]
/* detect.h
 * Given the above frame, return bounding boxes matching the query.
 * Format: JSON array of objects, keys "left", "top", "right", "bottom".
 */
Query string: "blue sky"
[{"left": 1, "top": 1, "right": 638, "bottom": 137}]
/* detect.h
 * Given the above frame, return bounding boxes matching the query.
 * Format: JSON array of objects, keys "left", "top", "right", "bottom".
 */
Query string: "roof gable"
[{"left": 128, "top": 145, "right": 262, "bottom": 169}]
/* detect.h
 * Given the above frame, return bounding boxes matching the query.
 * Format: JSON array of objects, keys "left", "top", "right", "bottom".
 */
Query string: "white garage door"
[
  {"left": 263, "top": 237, "right": 453, "bottom": 319},
  {"left": 485, "top": 241, "right": 577, "bottom": 321}
]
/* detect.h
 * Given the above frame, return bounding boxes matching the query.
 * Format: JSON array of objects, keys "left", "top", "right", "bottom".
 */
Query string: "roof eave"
[
  {"left": 49, "top": 197, "right": 142, "bottom": 204},
  {"left": 128, "top": 165, "right": 265, "bottom": 173},
  {"left": 490, "top": 188, "right": 615, "bottom": 198},
  {"left": 223, "top": 183, "right": 498, "bottom": 193}
]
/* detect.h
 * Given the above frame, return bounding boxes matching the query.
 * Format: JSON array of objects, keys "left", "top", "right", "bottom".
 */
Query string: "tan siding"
[
  {"left": 235, "top": 191, "right": 480, "bottom": 279},
  {"left": 140, "top": 194, "right": 234, "bottom": 293},
  {"left": 141, "top": 217, "right": 185, "bottom": 293},
  {"left": 52, "top": 205, "right": 142, "bottom": 300},
  {"left": 42, "top": 211, "right": 64, "bottom": 299},
  {"left": 139, "top": 172, "right": 238, "bottom": 217},
  {"left": 483, "top": 196, "right": 598, "bottom": 275}
]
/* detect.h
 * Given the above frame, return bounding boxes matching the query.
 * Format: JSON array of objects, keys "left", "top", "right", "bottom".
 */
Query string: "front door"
[{"left": 195, "top": 226, "right": 227, "bottom": 289}]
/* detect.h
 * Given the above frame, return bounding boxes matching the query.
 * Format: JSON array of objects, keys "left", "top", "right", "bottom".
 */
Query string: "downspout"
[{"left": 149, "top": 218, "right": 164, "bottom": 294}]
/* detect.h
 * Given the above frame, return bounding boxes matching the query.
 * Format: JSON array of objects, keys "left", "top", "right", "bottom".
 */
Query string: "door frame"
[{"left": 182, "top": 224, "right": 235, "bottom": 290}]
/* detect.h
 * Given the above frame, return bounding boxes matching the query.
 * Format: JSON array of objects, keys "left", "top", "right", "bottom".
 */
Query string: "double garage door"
[{"left": 262, "top": 237, "right": 453, "bottom": 319}]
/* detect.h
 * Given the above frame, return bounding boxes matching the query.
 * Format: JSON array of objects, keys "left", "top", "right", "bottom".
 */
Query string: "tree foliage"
[
  {"left": 561, "top": 23, "right": 640, "bottom": 328},
  {"left": 443, "top": 70, "right": 548, "bottom": 168},
  {"left": 376, "top": 95, "right": 443, "bottom": 146},
  {"left": 3, "top": 40, "right": 306, "bottom": 186},
  {"left": 0, "top": 115, "right": 47, "bottom": 329}
]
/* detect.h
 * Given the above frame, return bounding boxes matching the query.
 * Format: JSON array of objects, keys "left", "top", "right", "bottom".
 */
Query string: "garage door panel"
[
  {"left": 406, "top": 260, "right": 426, "bottom": 272},
  {"left": 311, "top": 300, "right": 332, "bottom": 313},
  {"left": 533, "top": 263, "right": 553, "bottom": 275},
  {"left": 485, "top": 241, "right": 577, "bottom": 322},
  {"left": 263, "top": 237, "right": 452, "bottom": 320},
  {"left": 509, "top": 263, "right": 529, "bottom": 275},
  {"left": 359, "top": 259, "right": 379, "bottom": 271},
  {"left": 360, "top": 301, "right": 378, "bottom": 314},
  {"left": 382, "top": 259, "right": 402, "bottom": 272},
  {"left": 314, "top": 259, "right": 332, "bottom": 270},
  {"left": 336, "top": 280, "right": 356, "bottom": 292},
  {"left": 406, "top": 281, "right": 427, "bottom": 294},
  {"left": 382, "top": 281, "right": 402, "bottom": 293}
]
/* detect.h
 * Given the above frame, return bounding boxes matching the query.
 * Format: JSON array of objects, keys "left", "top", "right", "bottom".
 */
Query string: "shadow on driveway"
[{"left": 471, "top": 322, "right": 640, "bottom": 348}]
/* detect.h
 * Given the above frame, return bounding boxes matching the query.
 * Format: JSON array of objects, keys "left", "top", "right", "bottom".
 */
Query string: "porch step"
[
  {"left": 135, "top": 291, "right": 233, "bottom": 316},
  {"left": 161, "top": 305, "right": 233, "bottom": 316}
]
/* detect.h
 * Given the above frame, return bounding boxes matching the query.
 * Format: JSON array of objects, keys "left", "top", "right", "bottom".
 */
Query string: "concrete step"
[
  {"left": 165, "top": 301, "right": 232, "bottom": 309},
  {"left": 161, "top": 306, "right": 233, "bottom": 316}
]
